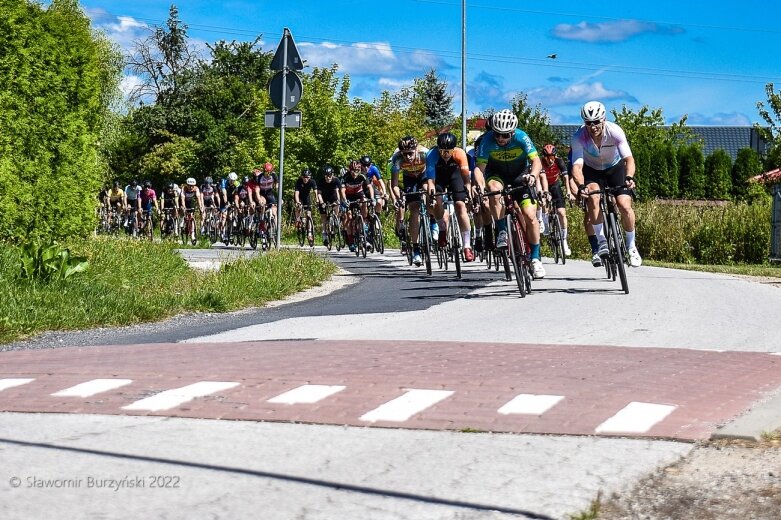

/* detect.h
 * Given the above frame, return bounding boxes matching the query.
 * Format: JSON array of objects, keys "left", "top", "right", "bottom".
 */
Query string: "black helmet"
[
  {"left": 113, "top": 180, "right": 120, "bottom": 188},
  {"left": 321, "top": 165, "right": 334, "bottom": 177},
  {"left": 349, "top": 160, "right": 361, "bottom": 172},
  {"left": 204, "top": 176, "right": 213, "bottom": 185},
  {"left": 301, "top": 168, "right": 311, "bottom": 177},
  {"left": 359, "top": 155, "right": 372, "bottom": 167},
  {"left": 437, "top": 132, "right": 457, "bottom": 150},
  {"left": 167, "top": 182, "right": 175, "bottom": 190},
  {"left": 398, "top": 135, "right": 418, "bottom": 151},
  {"left": 143, "top": 180, "right": 152, "bottom": 188},
  {"left": 130, "top": 179, "right": 138, "bottom": 187}
]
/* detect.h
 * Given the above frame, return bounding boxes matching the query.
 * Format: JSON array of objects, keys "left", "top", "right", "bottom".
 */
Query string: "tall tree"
[
  {"left": 704, "top": 149, "right": 733, "bottom": 200},
  {"left": 678, "top": 144, "right": 706, "bottom": 198},
  {"left": 731, "top": 148, "right": 763, "bottom": 201},
  {"left": 0, "top": 0, "right": 122, "bottom": 239},
  {"left": 756, "top": 82, "right": 781, "bottom": 169},
  {"left": 413, "top": 69, "right": 454, "bottom": 130}
]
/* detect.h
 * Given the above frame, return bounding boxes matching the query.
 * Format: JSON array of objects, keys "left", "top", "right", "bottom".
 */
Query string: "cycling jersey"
[
  {"left": 426, "top": 147, "right": 470, "bottom": 202},
  {"left": 343, "top": 173, "right": 369, "bottom": 201},
  {"left": 182, "top": 187, "right": 199, "bottom": 209},
  {"left": 124, "top": 185, "right": 141, "bottom": 201},
  {"left": 319, "top": 177, "right": 342, "bottom": 203},
  {"left": 364, "top": 164, "right": 384, "bottom": 191},
  {"left": 258, "top": 173, "right": 277, "bottom": 193},
  {"left": 390, "top": 146, "right": 431, "bottom": 181},
  {"left": 541, "top": 157, "right": 569, "bottom": 185},
  {"left": 571, "top": 120, "right": 632, "bottom": 171},
  {"left": 140, "top": 188, "right": 156, "bottom": 210},
  {"left": 201, "top": 184, "right": 217, "bottom": 207},
  {"left": 161, "top": 190, "right": 178, "bottom": 209},
  {"left": 476, "top": 129, "right": 538, "bottom": 181},
  {"left": 108, "top": 188, "right": 124, "bottom": 202},
  {"left": 294, "top": 177, "right": 317, "bottom": 205}
]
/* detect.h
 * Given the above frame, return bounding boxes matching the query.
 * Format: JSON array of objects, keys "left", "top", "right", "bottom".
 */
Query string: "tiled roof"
[
  {"left": 750, "top": 168, "right": 781, "bottom": 185},
  {"left": 549, "top": 125, "right": 768, "bottom": 161}
]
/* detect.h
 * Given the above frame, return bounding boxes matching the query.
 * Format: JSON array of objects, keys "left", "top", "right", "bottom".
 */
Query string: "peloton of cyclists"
[{"left": 316, "top": 165, "right": 347, "bottom": 247}]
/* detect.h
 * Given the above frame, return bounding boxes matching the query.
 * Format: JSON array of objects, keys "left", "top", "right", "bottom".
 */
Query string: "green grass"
[
  {"left": 644, "top": 260, "right": 781, "bottom": 279},
  {"left": 0, "top": 237, "right": 336, "bottom": 344}
]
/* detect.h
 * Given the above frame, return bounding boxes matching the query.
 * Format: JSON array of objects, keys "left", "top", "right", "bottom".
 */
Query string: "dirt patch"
[{"left": 597, "top": 438, "right": 781, "bottom": 519}]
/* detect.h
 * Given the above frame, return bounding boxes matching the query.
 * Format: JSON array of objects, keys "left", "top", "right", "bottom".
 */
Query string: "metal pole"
[
  {"left": 461, "top": 0, "right": 467, "bottom": 150},
  {"left": 275, "top": 28, "right": 289, "bottom": 250}
]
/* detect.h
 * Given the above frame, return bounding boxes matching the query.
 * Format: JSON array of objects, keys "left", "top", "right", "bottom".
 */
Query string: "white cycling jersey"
[{"left": 571, "top": 120, "right": 632, "bottom": 171}]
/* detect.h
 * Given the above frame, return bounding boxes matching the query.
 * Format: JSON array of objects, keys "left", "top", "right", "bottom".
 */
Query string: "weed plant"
[{"left": 0, "top": 237, "right": 336, "bottom": 344}]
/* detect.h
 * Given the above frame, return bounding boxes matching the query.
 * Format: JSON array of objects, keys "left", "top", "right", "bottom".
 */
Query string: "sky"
[{"left": 77, "top": 0, "right": 781, "bottom": 126}]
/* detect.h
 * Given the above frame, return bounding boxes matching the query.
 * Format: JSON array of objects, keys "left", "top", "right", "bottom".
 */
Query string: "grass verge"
[{"left": 0, "top": 237, "right": 336, "bottom": 344}]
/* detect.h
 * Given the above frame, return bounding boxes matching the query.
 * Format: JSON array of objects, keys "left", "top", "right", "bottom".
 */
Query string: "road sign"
[
  {"left": 270, "top": 30, "right": 304, "bottom": 71},
  {"left": 268, "top": 70, "right": 303, "bottom": 110},
  {"left": 264, "top": 110, "right": 302, "bottom": 129}
]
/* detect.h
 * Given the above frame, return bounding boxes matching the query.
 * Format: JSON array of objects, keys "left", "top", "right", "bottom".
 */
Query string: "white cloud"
[
  {"left": 86, "top": 8, "right": 151, "bottom": 53},
  {"left": 527, "top": 82, "right": 637, "bottom": 107},
  {"left": 552, "top": 19, "right": 684, "bottom": 43},
  {"left": 298, "top": 41, "right": 445, "bottom": 76}
]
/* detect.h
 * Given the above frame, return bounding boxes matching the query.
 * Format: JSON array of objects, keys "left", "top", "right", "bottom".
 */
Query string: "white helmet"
[
  {"left": 228, "top": 172, "right": 238, "bottom": 181},
  {"left": 491, "top": 109, "right": 518, "bottom": 133},
  {"left": 581, "top": 101, "right": 606, "bottom": 122},
  {"left": 186, "top": 177, "right": 196, "bottom": 186}
]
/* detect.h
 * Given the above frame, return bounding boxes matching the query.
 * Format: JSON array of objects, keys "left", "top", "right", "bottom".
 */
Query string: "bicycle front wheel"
[
  {"left": 419, "top": 216, "right": 432, "bottom": 275},
  {"left": 507, "top": 217, "right": 526, "bottom": 297},
  {"left": 607, "top": 212, "right": 629, "bottom": 294}
]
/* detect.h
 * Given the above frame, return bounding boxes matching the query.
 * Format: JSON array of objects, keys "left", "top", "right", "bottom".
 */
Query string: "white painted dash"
[
  {"left": 267, "top": 384, "right": 346, "bottom": 404},
  {"left": 595, "top": 401, "right": 677, "bottom": 434},
  {"left": 770, "top": 352, "right": 781, "bottom": 356},
  {"left": 360, "top": 389, "right": 454, "bottom": 423},
  {"left": 52, "top": 379, "right": 133, "bottom": 398},
  {"left": 498, "top": 394, "right": 564, "bottom": 415},
  {"left": 122, "top": 381, "right": 239, "bottom": 412},
  {"left": 0, "top": 378, "right": 35, "bottom": 392}
]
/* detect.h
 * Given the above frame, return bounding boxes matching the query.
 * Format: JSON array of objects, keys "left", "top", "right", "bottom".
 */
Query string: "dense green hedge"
[
  {"left": 0, "top": 0, "right": 121, "bottom": 241},
  {"left": 562, "top": 197, "right": 772, "bottom": 265}
]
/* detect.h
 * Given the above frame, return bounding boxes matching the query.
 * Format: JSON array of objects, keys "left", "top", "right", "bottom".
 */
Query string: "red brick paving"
[{"left": 1, "top": 340, "right": 780, "bottom": 440}]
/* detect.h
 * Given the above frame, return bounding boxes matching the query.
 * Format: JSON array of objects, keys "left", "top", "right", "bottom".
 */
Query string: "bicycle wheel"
[
  {"left": 450, "top": 217, "right": 461, "bottom": 279},
  {"left": 333, "top": 216, "right": 343, "bottom": 251},
  {"left": 607, "top": 212, "right": 629, "bottom": 294},
  {"left": 499, "top": 250, "right": 511, "bottom": 281},
  {"left": 297, "top": 218, "right": 305, "bottom": 246},
  {"left": 307, "top": 216, "right": 315, "bottom": 248},
  {"left": 548, "top": 213, "right": 561, "bottom": 264},
  {"left": 507, "top": 218, "right": 526, "bottom": 297},
  {"left": 248, "top": 215, "right": 257, "bottom": 250},
  {"left": 372, "top": 214, "right": 384, "bottom": 254},
  {"left": 180, "top": 217, "right": 189, "bottom": 245},
  {"left": 419, "top": 215, "right": 432, "bottom": 275}
]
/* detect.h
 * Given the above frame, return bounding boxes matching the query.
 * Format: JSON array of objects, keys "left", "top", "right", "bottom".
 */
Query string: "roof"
[
  {"left": 750, "top": 168, "right": 781, "bottom": 185},
  {"left": 549, "top": 125, "right": 768, "bottom": 161}
]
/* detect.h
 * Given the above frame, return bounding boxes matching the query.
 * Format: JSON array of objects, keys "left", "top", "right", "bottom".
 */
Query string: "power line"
[{"left": 103, "top": 12, "right": 778, "bottom": 85}]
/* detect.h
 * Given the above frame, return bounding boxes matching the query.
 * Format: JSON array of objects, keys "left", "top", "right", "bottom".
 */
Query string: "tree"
[
  {"left": 0, "top": 0, "right": 122, "bottom": 239},
  {"left": 756, "top": 82, "right": 781, "bottom": 169},
  {"left": 510, "top": 93, "right": 558, "bottom": 150},
  {"left": 731, "top": 148, "right": 763, "bottom": 201},
  {"left": 678, "top": 144, "right": 705, "bottom": 198},
  {"left": 126, "top": 4, "right": 197, "bottom": 106},
  {"left": 413, "top": 69, "right": 454, "bottom": 130},
  {"left": 704, "top": 149, "right": 732, "bottom": 200}
]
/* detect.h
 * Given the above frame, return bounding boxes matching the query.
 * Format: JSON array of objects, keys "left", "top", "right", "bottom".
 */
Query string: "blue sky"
[{"left": 78, "top": 0, "right": 780, "bottom": 126}]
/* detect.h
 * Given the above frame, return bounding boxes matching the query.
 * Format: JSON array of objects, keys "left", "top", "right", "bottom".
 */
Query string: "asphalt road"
[{"left": 1, "top": 245, "right": 780, "bottom": 520}]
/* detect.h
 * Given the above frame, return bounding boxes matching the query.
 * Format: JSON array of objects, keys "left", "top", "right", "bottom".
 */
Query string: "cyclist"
[
  {"left": 360, "top": 155, "right": 388, "bottom": 216},
  {"left": 253, "top": 163, "right": 278, "bottom": 235},
  {"left": 468, "top": 117, "right": 493, "bottom": 254},
  {"left": 139, "top": 180, "right": 159, "bottom": 230},
  {"left": 159, "top": 182, "right": 181, "bottom": 234},
  {"left": 181, "top": 177, "right": 204, "bottom": 230},
  {"left": 389, "top": 135, "right": 433, "bottom": 266},
  {"left": 106, "top": 181, "right": 126, "bottom": 213},
  {"left": 316, "top": 165, "right": 346, "bottom": 247},
  {"left": 427, "top": 132, "right": 475, "bottom": 262},
  {"left": 570, "top": 100, "right": 642, "bottom": 267},
  {"left": 294, "top": 168, "right": 318, "bottom": 242},
  {"left": 540, "top": 144, "right": 573, "bottom": 256},
  {"left": 123, "top": 179, "right": 142, "bottom": 231},
  {"left": 474, "top": 109, "right": 546, "bottom": 278},
  {"left": 342, "top": 160, "right": 374, "bottom": 252}
]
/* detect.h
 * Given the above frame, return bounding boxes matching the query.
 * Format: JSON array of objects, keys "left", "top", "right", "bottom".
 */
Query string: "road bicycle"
[
  {"left": 202, "top": 206, "right": 220, "bottom": 245},
  {"left": 585, "top": 185, "right": 630, "bottom": 294},
  {"left": 257, "top": 203, "right": 278, "bottom": 251},
  {"left": 366, "top": 203, "right": 385, "bottom": 255},
  {"left": 180, "top": 208, "right": 198, "bottom": 245},
  {"left": 323, "top": 202, "right": 343, "bottom": 252},
  {"left": 347, "top": 200, "right": 369, "bottom": 258},
  {"left": 399, "top": 191, "right": 433, "bottom": 274},
  {"left": 159, "top": 208, "right": 179, "bottom": 240},
  {"left": 296, "top": 204, "right": 315, "bottom": 248},
  {"left": 438, "top": 191, "right": 463, "bottom": 279},
  {"left": 485, "top": 185, "right": 532, "bottom": 296},
  {"left": 540, "top": 195, "right": 566, "bottom": 265}
]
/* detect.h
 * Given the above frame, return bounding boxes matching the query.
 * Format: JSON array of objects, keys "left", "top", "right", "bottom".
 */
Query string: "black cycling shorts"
[{"left": 583, "top": 162, "right": 632, "bottom": 197}]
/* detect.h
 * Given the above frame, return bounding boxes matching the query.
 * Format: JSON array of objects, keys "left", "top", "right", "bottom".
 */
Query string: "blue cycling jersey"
[{"left": 476, "top": 129, "right": 538, "bottom": 177}]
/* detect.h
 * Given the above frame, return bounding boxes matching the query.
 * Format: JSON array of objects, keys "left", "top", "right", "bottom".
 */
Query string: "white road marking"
[
  {"left": 0, "top": 379, "right": 35, "bottom": 392},
  {"left": 267, "top": 384, "right": 346, "bottom": 404},
  {"left": 360, "top": 389, "right": 454, "bottom": 423},
  {"left": 770, "top": 352, "right": 781, "bottom": 356},
  {"left": 595, "top": 402, "right": 677, "bottom": 434},
  {"left": 122, "top": 381, "right": 239, "bottom": 412},
  {"left": 498, "top": 394, "right": 564, "bottom": 415},
  {"left": 52, "top": 379, "right": 133, "bottom": 398}
]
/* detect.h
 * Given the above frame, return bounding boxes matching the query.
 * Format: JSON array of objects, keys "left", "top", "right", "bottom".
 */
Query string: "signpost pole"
[{"left": 275, "top": 29, "right": 290, "bottom": 250}]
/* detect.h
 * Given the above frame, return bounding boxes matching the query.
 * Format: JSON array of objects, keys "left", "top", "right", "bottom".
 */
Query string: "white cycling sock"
[
  {"left": 462, "top": 230, "right": 471, "bottom": 247},
  {"left": 593, "top": 223, "right": 606, "bottom": 244},
  {"left": 561, "top": 227, "right": 568, "bottom": 240},
  {"left": 626, "top": 230, "right": 636, "bottom": 249}
]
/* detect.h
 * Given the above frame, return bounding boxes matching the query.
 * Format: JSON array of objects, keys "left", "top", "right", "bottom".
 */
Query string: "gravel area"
[{"left": 597, "top": 438, "right": 781, "bottom": 520}]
